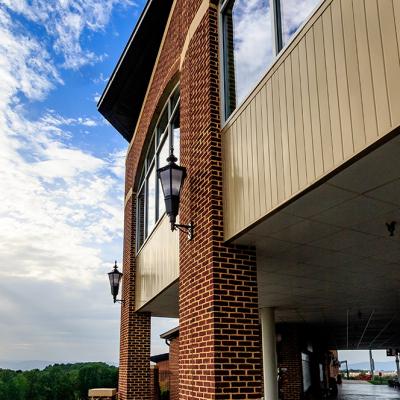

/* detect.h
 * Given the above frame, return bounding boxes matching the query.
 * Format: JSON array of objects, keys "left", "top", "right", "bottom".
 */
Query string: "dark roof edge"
[
  {"left": 97, "top": 0, "right": 153, "bottom": 110},
  {"left": 150, "top": 353, "right": 169, "bottom": 363},
  {"left": 160, "top": 326, "right": 179, "bottom": 340}
]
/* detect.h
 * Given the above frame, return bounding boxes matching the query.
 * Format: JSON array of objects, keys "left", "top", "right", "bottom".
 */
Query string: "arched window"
[{"left": 136, "top": 85, "right": 180, "bottom": 250}]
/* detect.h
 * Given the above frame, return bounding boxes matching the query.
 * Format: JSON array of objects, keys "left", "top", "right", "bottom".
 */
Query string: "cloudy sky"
[
  {"left": 0, "top": 0, "right": 177, "bottom": 366},
  {"left": 0, "top": 0, "right": 395, "bottom": 371}
]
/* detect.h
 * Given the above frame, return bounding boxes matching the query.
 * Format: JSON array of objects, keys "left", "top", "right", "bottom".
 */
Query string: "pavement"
[{"left": 338, "top": 381, "right": 400, "bottom": 399}]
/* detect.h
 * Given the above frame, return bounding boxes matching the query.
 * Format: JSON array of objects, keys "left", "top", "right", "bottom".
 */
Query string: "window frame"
[
  {"left": 136, "top": 84, "right": 180, "bottom": 253},
  {"left": 219, "top": 0, "right": 323, "bottom": 123}
]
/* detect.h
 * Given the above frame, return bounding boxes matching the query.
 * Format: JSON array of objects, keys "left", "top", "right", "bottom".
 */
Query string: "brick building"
[{"left": 98, "top": 0, "right": 400, "bottom": 399}]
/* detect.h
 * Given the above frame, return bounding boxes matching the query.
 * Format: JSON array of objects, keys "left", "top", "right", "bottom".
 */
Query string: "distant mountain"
[
  {"left": 346, "top": 361, "right": 398, "bottom": 372},
  {"left": 0, "top": 360, "right": 119, "bottom": 371},
  {"left": 0, "top": 360, "right": 53, "bottom": 371}
]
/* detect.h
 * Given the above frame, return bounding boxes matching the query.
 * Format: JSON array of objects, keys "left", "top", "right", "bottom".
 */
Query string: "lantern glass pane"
[
  {"left": 171, "top": 168, "right": 184, "bottom": 197},
  {"left": 159, "top": 168, "right": 171, "bottom": 197},
  {"left": 109, "top": 272, "right": 117, "bottom": 287}
]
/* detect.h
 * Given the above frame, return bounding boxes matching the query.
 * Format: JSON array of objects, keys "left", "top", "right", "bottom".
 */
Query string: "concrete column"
[
  {"left": 395, "top": 354, "right": 400, "bottom": 381},
  {"left": 260, "top": 308, "right": 278, "bottom": 400}
]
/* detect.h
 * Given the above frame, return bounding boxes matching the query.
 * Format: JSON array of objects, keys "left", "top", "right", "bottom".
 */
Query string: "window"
[
  {"left": 136, "top": 85, "right": 180, "bottom": 250},
  {"left": 280, "top": 0, "right": 321, "bottom": 46},
  {"left": 221, "top": 0, "right": 320, "bottom": 119}
]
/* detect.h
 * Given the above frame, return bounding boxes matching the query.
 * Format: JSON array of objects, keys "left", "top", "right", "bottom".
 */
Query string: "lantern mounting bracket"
[{"left": 172, "top": 221, "right": 194, "bottom": 241}]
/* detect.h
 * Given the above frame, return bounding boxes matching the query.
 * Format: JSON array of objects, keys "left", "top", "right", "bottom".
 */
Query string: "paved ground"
[{"left": 338, "top": 381, "right": 400, "bottom": 399}]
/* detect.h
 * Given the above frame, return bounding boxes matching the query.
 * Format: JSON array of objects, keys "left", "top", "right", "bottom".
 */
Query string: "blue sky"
[{"left": 0, "top": 0, "right": 177, "bottom": 365}]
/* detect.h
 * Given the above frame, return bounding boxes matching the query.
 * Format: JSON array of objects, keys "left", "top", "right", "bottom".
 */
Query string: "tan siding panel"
[
  {"left": 365, "top": 0, "right": 391, "bottom": 136},
  {"left": 284, "top": 56, "right": 299, "bottom": 193},
  {"left": 378, "top": 0, "right": 400, "bottom": 126},
  {"left": 260, "top": 85, "right": 273, "bottom": 211},
  {"left": 353, "top": 0, "right": 378, "bottom": 145},
  {"left": 295, "top": 44, "right": 311, "bottom": 187},
  {"left": 136, "top": 216, "right": 179, "bottom": 309},
  {"left": 224, "top": 129, "right": 232, "bottom": 236},
  {"left": 255, "top": 92, "right": 268, "bottom": 214},
  {"left": 272, "top": 74, "right": 285, "bottom": 204},
  {"left": 322, "top": 7, "right": 344, "bottom": 164},
  {"left": 306, "top": 29, "right": 324, "bottom": 178},
  {"left": 341, "top": 0, "right": 366, "bottom": 152},
  {"left": 250, "top": 100, "right": 261, "bottom": 219},
  {"left": 394, "top": 0, "right": 400, "bottom": 59},
  {"left": 279, "top": 64, "right": 292, "bottom": 198},
  {"left": 236, "top": 118, "right": 245, "bottom": 231},
  {"left": 223, "top": 0, "right": 400, "bottom": 240},
  {"left": 267, "top": 79, "right": 278, "bottom": 208},
  {"left": 331, "top": 0, "right": 354, "bottom": 158},
  {"left": 314, "top": 18, "right": 334, "bottom": 172}
]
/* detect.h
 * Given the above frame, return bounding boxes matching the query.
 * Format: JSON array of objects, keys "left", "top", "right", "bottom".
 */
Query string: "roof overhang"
[{"left": 97, "top": 0, "right": 174, "bottom": 142}]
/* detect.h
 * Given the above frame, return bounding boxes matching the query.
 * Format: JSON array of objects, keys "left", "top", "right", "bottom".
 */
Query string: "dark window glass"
[
  {"left": 147, "top": 165, "right": 156, "bottom": 234},
  {"left": 157, "top": 107, "right": 169, "bottom": 142},
  {"left": 137, "top": 187, "right": 145, "bottom": 249},
  {"left": 158, "top": 137, "right": 169, "bottom": 217}
]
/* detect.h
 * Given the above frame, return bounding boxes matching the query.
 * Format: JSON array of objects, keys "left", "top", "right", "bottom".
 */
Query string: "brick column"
[
  {"left": 179, "top": 4, "right": 263, "bottom": 399},
  {"left": 277, "top": 325, "right": 303, "bottom": 400},
  {"left": 118, "top": 192, "right": 151, "bottom": 400},
  {"left": 169, "top": 338, "right": 179, "bottom": 400}
]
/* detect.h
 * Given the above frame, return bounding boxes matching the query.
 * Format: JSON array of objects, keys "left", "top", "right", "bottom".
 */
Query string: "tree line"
[{"left": 0, "top": 362, "right": 118, "bottom": 400}]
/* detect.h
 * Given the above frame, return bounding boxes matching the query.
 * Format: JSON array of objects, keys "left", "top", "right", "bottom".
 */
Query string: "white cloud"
[
  {"left": 0, "top": 0, "right": 137, "bottom": 365},
  {"left": 0, "top": 4, "right": 126, "bottom": 286},
  {"left": 1, "top": 0, "right": 135, "bottom": 69}
]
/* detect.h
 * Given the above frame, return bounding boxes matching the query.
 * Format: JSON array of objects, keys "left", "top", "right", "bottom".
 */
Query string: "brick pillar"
[
  {"left": 179, "top": 4, "right": 262, "bottom": 399},
  {"left": 169, "top": 338, "right": 179, "bottom": 400},
  {"left": 118, "top": 193, "right": 151, "bottom": 400},
  {"left": 277, "top": 325, "right": 303, "bottom": 400}
]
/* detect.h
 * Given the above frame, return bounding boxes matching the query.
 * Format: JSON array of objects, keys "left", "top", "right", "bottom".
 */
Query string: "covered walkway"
[{"left": 338, "top": 381, "right": 400, "bottom": 399}]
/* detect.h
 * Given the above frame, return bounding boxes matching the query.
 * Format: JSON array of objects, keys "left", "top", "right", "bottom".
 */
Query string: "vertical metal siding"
[
  {"left": 136, "top": 215, "right": 179, "bottom": 309},
  {"left": 223, "top": 0, "right": 400, "bottom": 240}
]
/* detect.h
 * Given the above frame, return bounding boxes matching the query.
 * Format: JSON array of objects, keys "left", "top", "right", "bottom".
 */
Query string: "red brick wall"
[
  {"left": 118, "top": 194, "right": 151, "bottom": 400},
  {"left": 120, "top": 1, "right": 189, "bottom": 399},
  {"left": 157, "top": 360, "right": 170, "bottom": 392},
  {"left": 169, "top": 338, "right": 179, "bottom": 400},
  {"left": 178, "top": 4, "right": 263, "bottom": 399},
  {"left": 277, "top": 325, "right": 303, "bottom": 400},
  {"left": 151, "top": 366, "right": 160, "bottom": 400}
]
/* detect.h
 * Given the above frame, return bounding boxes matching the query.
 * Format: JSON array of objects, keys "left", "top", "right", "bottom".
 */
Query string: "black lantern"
[
  {"left": 157, "top": 151, "right": 194, "bottom": 240},
  {"left": 108, "top": 261, "right": 124, "bottom": 303}
]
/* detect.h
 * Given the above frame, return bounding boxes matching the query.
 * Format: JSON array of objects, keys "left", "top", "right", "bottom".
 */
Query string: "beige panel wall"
[
  {"left": 136, "top": 215, "right": 179, "bottom": 309},
  {"left": 223, "top": 0, "right": 400, "bottom": 240}
]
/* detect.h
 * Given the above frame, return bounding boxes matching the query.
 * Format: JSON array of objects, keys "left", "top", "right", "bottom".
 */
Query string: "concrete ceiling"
[
  {"left": 235, "top": 133, "right": 400, "bottom": 350},
  {"left": 140, "top": 280, "right": 179, "bottom": 318}
]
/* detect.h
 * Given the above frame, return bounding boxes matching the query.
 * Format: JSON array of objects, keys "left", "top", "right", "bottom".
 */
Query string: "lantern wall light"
[
  {"left": 108, "top": 261, "right": 124, "bottom": 304},
  {"left": 157, "top": 150, "right": 194, "bottom": 240}
]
